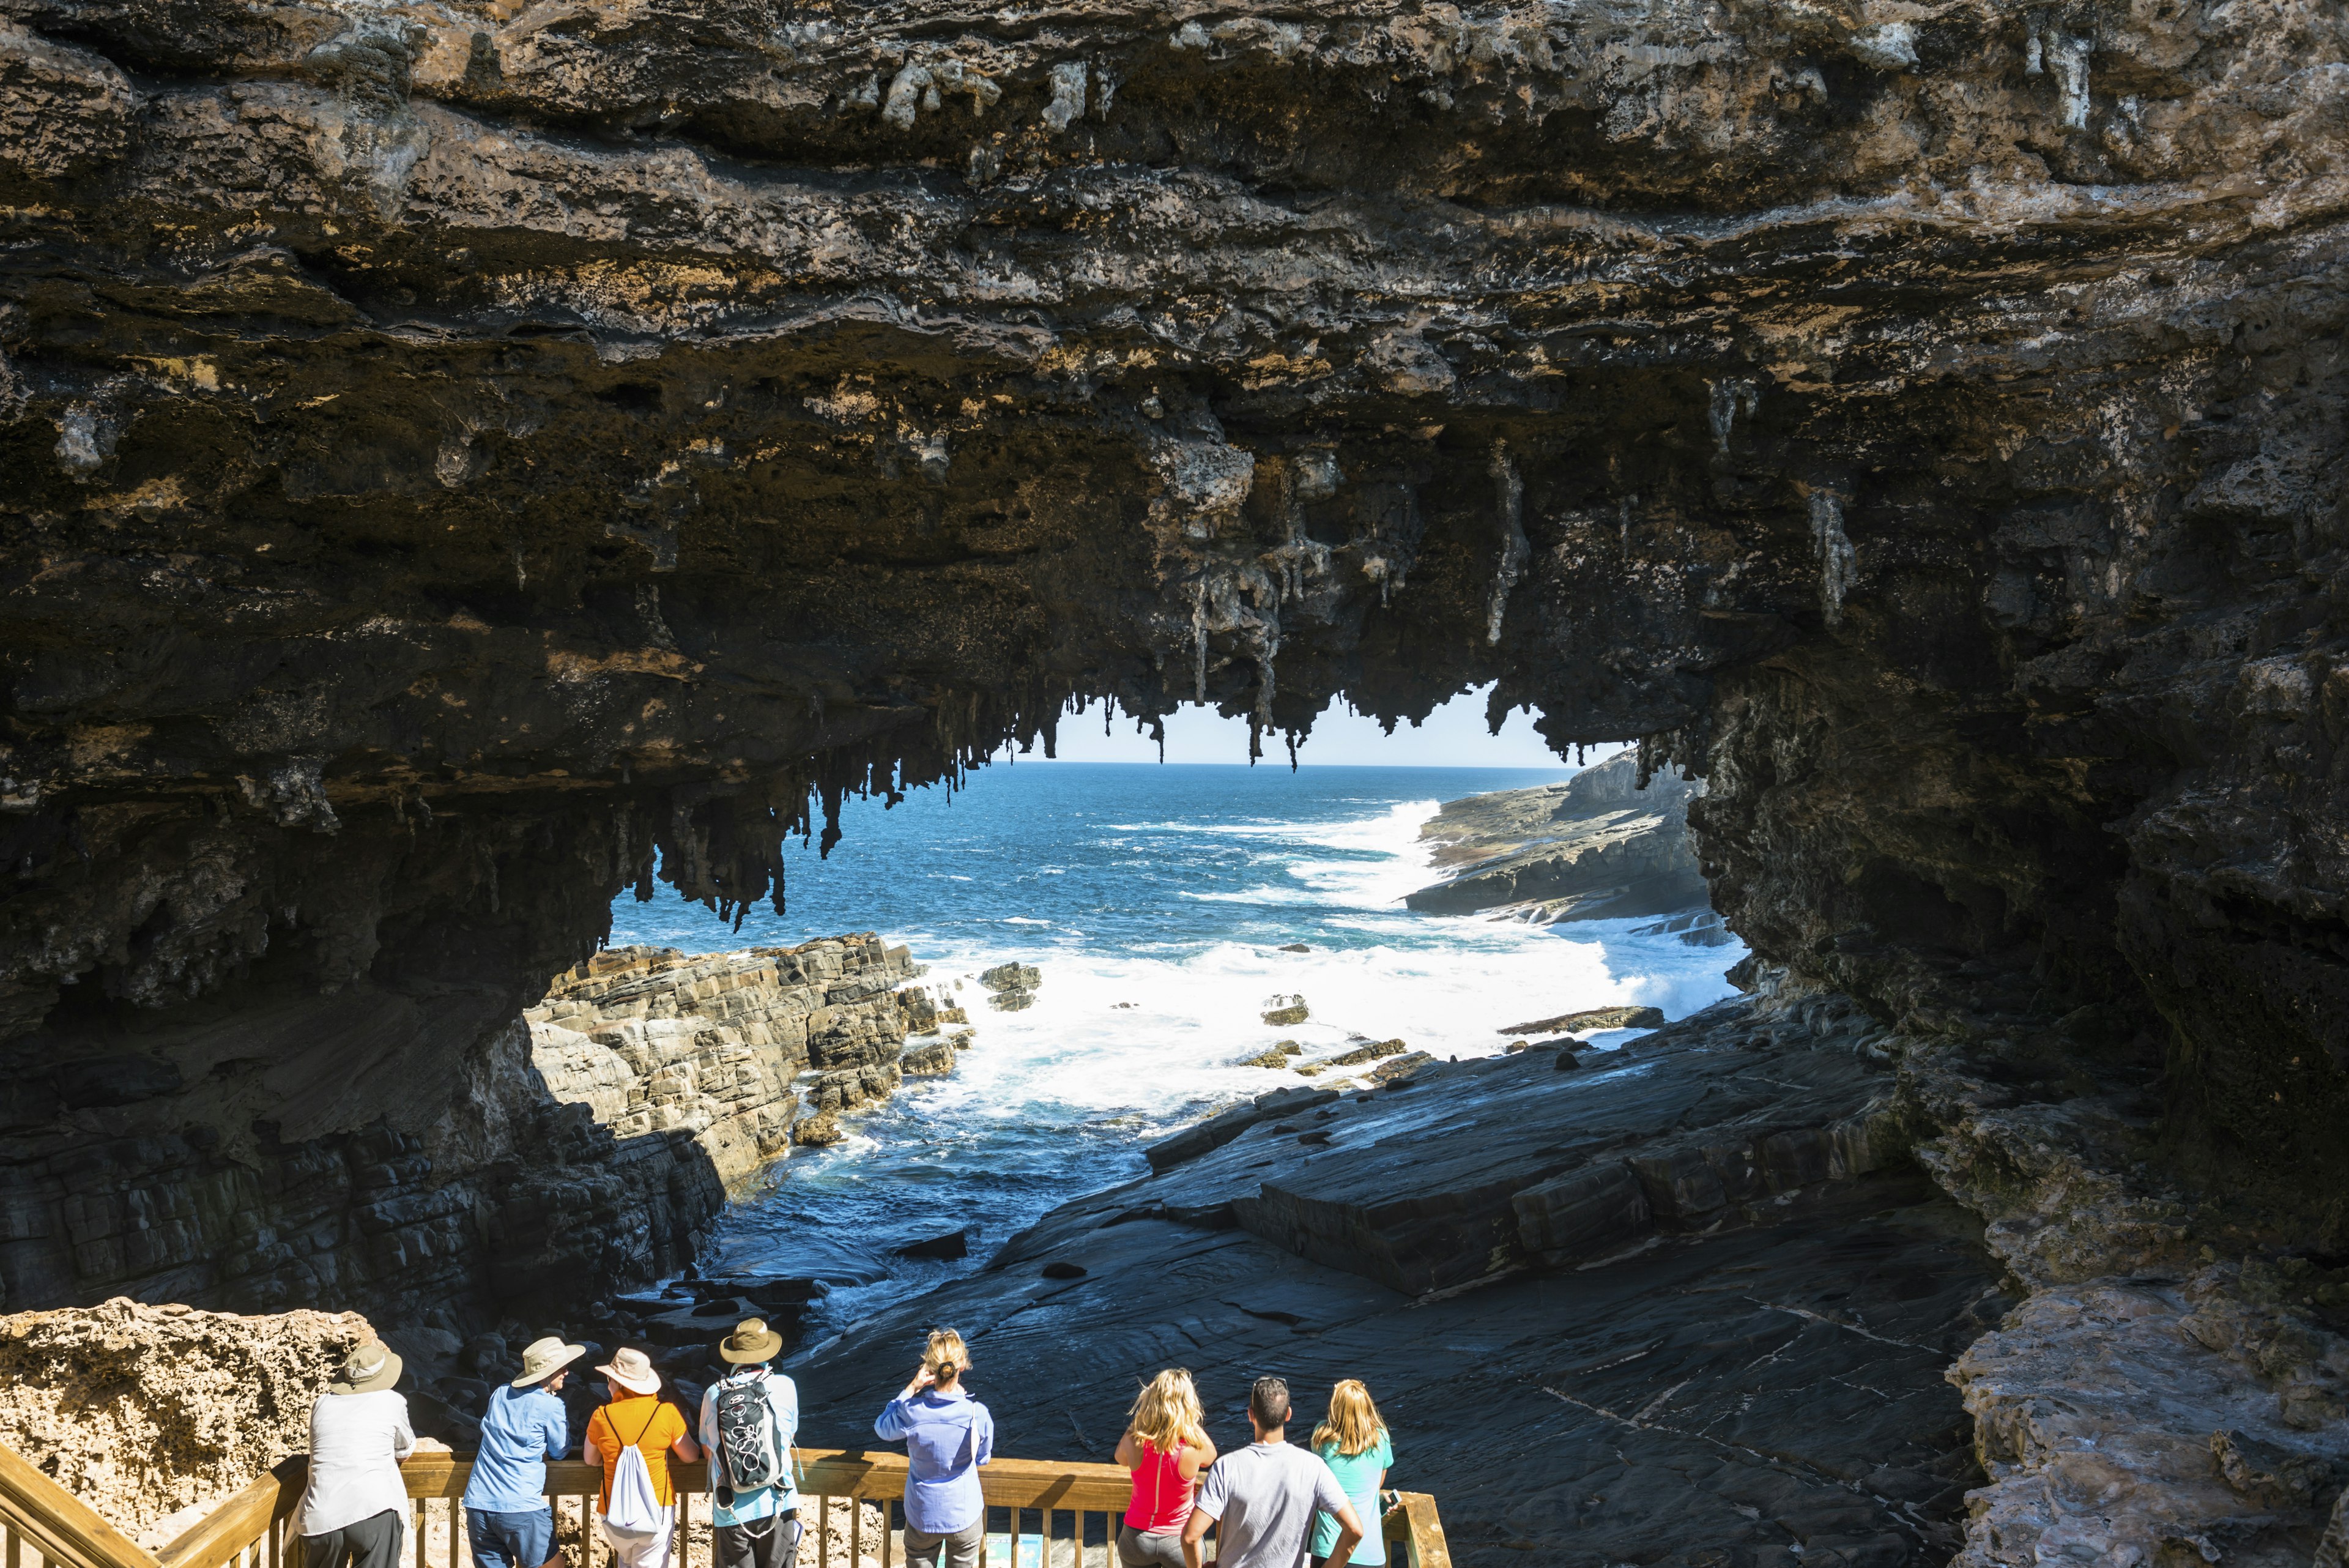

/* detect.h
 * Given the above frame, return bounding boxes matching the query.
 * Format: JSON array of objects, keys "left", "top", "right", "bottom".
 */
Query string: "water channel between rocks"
[{"left": 604, "top": 762, "right": 1746, "bottom": 1347}]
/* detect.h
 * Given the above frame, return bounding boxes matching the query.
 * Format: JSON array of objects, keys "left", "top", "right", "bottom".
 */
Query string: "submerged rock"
[
  {"left": 1261, "top": 995, "right": 1311, "bottom": 1025},
  {"left": 896, "top": 1230, "right": 970, "bottom": 1262}
]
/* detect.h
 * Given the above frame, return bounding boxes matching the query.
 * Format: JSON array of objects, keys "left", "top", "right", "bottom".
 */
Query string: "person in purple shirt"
[{"left": 873, "top": 1328, "right": 994, "bottom": 1568}]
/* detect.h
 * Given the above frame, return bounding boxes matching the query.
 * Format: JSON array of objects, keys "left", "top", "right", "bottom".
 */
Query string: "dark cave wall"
[{"left": 0, "top": 0, "right": 2344, "bottom": 1318}]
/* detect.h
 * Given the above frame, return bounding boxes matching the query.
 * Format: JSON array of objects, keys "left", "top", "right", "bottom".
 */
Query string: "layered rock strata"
[
  {"left": 528, "top": 938, "right": 922, "bottom": 1183},
  {"left": 0, "top": 931, "right": 937, "bottom": 1326},
  {"left": 1406, "top": 751, "right": 1711, "bottom": 921}
]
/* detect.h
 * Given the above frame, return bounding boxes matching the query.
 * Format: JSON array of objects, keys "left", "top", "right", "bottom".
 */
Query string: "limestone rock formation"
[
  {"left": 978, "top": 961, "right": 1040, "bottom": 1012},
  {"left": 0, "top": 932, "right": 935, "bottom": 1328},
  {"left": 0, "top": 1296, "right": 369, "bottom": 1544},
  {"left": 0, "top": 0, "right": 2346, "bottom": 1553},
  {"left": 1406, "top": 752, "right": 1709, "bottom": 921},
  {"left": 1950, "top": 1264, "right": 2349, "bottom": 1566},
  {"left": 527, "top": 937, "right": 924, "bottom": 1185}
]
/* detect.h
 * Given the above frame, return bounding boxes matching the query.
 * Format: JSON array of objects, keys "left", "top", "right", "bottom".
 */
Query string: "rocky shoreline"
[
  {"left": 9, "top": 930, "right": 2349, "bottom": 1566},
  {"left": 777, "top": 973, "right": 2349, "bottom": 1568},
  {"left": 1405, "top": 754, "right": 1721, "bottom": 938}
]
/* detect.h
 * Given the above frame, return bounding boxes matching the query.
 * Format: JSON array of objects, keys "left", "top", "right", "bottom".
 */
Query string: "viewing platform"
[{"left": 2, "top": 1444, "right": 1450, "bottom": 1568}]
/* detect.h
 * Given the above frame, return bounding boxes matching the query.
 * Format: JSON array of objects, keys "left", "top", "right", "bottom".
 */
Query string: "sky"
[{"left": 1023, "top": 683, "right": 1608, "bottom": 767}]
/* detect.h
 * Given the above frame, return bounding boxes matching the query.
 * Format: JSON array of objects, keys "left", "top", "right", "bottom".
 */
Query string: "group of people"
[
  {"left": 294, "top": 1318, "right": 804, "bottom": 1568},
  {"left": 292, "top": 1321, "right": 1390, "bottom": 1568},
  {"left": 866, "top": 1331, "right": 1390, "bottom": 1568}
]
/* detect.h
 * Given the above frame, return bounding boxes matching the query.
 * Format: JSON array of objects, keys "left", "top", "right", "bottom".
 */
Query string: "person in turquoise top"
[{"left": 1308, "top": 1380, "right": 1393, "bottom": 1566}]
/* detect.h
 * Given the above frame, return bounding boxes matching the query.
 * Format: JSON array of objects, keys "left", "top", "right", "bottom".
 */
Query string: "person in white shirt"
[
  {"left": 1182, "top": 1378, "right": 1360, "bottom": 1568},
  {"left": 297, "top": 1340, "right": 417, "bottom": 1568}
]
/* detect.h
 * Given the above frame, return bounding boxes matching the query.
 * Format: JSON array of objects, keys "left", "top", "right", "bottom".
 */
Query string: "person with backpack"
[
  {"left": 462, "top": 1337, "right": 584, "bottom": 1568},
  {"left": 582, "top": 1347, "right": 703, "bottom": 1568},
  {"left": 872, "top": 1328, "right": 993, "bottom": 1568},
  {"left": 698, "top": 1318, "right": 803, "bottom": 1568}
]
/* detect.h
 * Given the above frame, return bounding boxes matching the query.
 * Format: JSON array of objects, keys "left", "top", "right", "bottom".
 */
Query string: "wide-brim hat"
[
  {"left": 595, "top": 1346, "right": 661, "bottom": 1396},
  {"left": 513, "top": 1337, "right": 587, "bottom": 1388},
  {"left": 719, "top": 1318, "right": 784, "bottom": 1364},
  {"left": 333, "top": 1340, "right": 403, "bottom": 1395}
]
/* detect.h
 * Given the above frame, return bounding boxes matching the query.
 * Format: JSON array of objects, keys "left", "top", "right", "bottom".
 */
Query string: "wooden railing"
[{"left": 3, "top": 1446, "right": 1446, "bottom": 1568}]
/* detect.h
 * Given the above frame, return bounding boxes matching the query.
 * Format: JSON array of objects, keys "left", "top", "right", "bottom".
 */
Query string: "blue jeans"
[{"left": 467, "top": 1507, "right": 555, "bottom": 1568}]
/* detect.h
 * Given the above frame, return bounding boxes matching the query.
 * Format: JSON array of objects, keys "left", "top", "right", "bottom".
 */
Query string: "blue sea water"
[{"left": 604, "top": 762, "right": 1745, "bottom": 1342}]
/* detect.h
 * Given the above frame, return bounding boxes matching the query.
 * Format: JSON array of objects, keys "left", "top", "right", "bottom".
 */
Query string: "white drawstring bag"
[{"left": 605, "top": 1410, "right": 667, "bottom": 1536}]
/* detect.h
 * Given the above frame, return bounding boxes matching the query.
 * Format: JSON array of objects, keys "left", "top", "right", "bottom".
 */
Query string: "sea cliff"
[
  {"left": 1405, "top": 752, "right": 1713, "bottom": 928},
  {"left": 0, "top": 931, "right": 949, "bottom": 1331}
]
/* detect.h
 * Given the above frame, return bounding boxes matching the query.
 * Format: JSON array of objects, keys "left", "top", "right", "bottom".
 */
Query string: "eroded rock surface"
[
  {"left": 1950, "top": 1266, "right": 2349, "bottom": 1567},
  {"left": 527, "top": 935, "right": 932, "bottom": 1181},
  {"left": 0, "top": 1296, "right": 369, "bottom": 1544}
]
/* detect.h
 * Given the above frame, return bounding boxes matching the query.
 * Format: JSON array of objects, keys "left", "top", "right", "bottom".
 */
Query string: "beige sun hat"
[
  {"left": 595, "top": 1346, "right": 662, "bottom": 1397},
  {"left": 331, "top": 1340, "right": 403, "bottom": 1395},
  {"left": 719, "top": 1318, "right": 784, "bottom": 1365},
  {"left": 513, "top": 1337, "right": 587, "bottom": 1388}
]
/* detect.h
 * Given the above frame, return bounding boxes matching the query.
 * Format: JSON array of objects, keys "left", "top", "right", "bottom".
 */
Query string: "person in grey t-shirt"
[{"left": 1183, "top": 1378, "right": 1362, "bottom": 1568}]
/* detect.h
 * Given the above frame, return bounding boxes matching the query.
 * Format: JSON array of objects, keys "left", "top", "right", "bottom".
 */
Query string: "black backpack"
[{"left": 713, "top": 1373, "right": 785, "bottom": 1495}]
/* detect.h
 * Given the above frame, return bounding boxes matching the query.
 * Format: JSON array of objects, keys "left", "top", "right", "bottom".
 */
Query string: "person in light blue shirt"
[
  {"left": 699, "top": 1319, "right": 803, "bottom": 1568},
  {"left": 462, "top": 1337, "right": 582, "bottom": 1568},
  {"left": 873, "top": 1328, "right": 993, "bottom": 1568}
]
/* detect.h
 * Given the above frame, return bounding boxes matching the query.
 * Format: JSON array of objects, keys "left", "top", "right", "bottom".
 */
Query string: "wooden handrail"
[
  {"left": 39, "top": 1443, "right": 1450, "bottom": 1568},
  {"left": 0, "top": 1443, "right": 164, "bottom": 1568},
  {"left": 1388, "top": 1492, "right": 1451, "bottom": 1568},
  {"left": 396, "top": 1450, "right": 1137, "bottom": 1513},
  {"left": 154, "top": 1458, "right": 303, "bottom": 1568}
]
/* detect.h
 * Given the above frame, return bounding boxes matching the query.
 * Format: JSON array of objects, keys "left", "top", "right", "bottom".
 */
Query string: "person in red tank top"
[{"left": 1113, "top": 1369, "right": 1218, "bottom": 1567}]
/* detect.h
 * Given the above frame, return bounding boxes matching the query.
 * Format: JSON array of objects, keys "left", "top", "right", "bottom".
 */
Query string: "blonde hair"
[
  {"left": 1311, "top": 1380, "right": 1387, "bottom": 1457},
  {"left": 924, "top": 1328, "right": 971, "bottom": 1383},
  {"left": 1128, "top": 1369, "right": 1207, "bottom": 1453}
]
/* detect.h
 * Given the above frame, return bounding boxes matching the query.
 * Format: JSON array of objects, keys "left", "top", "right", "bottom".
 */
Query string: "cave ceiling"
[{"left": 0, "top": 0, "right": 2343, "bottom": 1249}]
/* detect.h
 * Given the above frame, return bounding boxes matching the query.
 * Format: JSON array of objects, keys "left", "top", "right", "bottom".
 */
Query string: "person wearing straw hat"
[
  {"left": 582, "top": 1347, "right": 702, "bottom": 1568},
  {"left": 462, "top": 1337, "right": 585, "bottom": 1568},
  {"left": 297, "top": 1339, "right": 416, "bottom": 1568},
  {"left": 699, "top": 1319, "right": 803, "bottom": 1568}
]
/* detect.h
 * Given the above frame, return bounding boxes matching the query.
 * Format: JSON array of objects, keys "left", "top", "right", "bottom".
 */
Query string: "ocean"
[{"left": 604, "top": 761, "right": 1746, "bottom": 1340}]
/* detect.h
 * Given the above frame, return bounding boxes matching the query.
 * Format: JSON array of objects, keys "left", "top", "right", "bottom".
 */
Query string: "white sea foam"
[{"left": 885, "top": 799, "right": 1743, "bottom": 1137}]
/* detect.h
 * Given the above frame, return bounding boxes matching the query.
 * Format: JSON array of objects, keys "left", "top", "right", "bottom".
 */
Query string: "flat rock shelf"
[{"left": 789, "top": 993, "right": 2013, "bottom": 1568}]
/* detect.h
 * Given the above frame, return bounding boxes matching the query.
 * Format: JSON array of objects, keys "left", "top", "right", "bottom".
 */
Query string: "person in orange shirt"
[{"left": 582, "top": 1347, "right": 703, "bottom": 1568}]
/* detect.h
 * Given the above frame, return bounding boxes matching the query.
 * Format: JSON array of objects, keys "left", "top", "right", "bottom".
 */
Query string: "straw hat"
[
  {"left": 595, "top": 1346, "right": 662, "bottom": 1396},
  {"left": 513, "top": 1337, "right": 587, "bottom": 1388},
  {"left": 719, "top": 1318, "right": 784, "bottom": 1364},
  {"left": 331, "top": 1340, "right": 403, "bottom": 1395}
]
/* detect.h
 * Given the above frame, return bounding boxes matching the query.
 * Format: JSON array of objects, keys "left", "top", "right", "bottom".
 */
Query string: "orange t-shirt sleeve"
[{"left": 650, "top": 1405, "right": 687, "bottom": 1503}]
